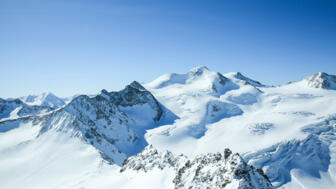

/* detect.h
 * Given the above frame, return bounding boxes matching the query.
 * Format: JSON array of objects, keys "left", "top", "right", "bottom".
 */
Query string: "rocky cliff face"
[{"left": 121, "top": 145, "right": 274, "bottom": 189}]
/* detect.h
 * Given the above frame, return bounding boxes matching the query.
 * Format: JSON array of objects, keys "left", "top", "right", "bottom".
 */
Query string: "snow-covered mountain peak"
[
  {"left": 145, "top": 66, "right": 235, "bottom": 94},
  {"left": 144, "top": 66, "right": 215, "bottom": 90},
  {"left": 41, "top": 92, "right": 65, "bottom": 107},
  {"left": 129, "top": 81, "right": 147, "bottom": 91},
  {"left": 20, "top": 92, "right": 65, "bottom": 108},
  {"left": 106, "top": 81, "right": 169, "bottom": 123},
  {"left": 146, "top": 68, "right": 265, "bottom": 95},
  {"left": 301, "top": 72, "right": 336, "bottom": 89},
  {"left": 188, "top": 65, "right": 210, "bottom": 76}
]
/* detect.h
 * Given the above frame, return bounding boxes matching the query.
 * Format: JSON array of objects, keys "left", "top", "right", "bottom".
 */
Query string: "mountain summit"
[
  {"left": 20, "top": 92, "right": 65, "bottom": 108},
  {"left": 145, "top": 66, "right": 237, "bottom": 95},
  {"left": 301, "top": 72, "right": 336, "bottom": 89}
]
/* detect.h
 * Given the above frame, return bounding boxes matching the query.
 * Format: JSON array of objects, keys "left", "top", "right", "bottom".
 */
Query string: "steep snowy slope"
[
  {"left": 0, "top": 121, "right": 115, "bottom": 189},
  {"left": 144, "top": 67, "right": 336, "bottom": 188}
]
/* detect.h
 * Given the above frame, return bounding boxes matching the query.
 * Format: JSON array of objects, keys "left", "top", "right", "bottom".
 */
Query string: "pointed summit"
[
  {"left": 188, "top": 66, "right": 209, "bottom": 76},
  {"left": 129, "top": 81, "right": 146, "bottom": 91},
  {"left": 94, "top": 81, "right": 175, "bottom": 123}
]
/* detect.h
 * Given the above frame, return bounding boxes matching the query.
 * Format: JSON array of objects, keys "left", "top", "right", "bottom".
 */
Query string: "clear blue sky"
[{"left": 1, "top": 0, "right": 335, "bottom": 98}]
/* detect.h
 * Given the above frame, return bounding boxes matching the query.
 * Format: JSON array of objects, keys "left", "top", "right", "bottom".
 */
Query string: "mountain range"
[{"left": 1, "top": 66, "right": 336, "bottom": 189}]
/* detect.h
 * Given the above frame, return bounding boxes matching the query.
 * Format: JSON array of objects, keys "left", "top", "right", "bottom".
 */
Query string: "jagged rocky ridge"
[{"left": 121, "top": 145, "right": 274, "bottom": 189}]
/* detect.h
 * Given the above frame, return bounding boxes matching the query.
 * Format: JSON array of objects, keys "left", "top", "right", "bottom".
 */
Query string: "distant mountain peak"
[
  {"left": 41, "top": 91, "right": 54, "bottom": 96},
  {"left": 188, "top": 66, "right": 209, "bottom": 76},
  {"left": 302, "top": 72, "right": 336, "bottom": 89},
  {"left": 100, "top": 89, "right": 109, "bottom": 95},
  {"left": 19, "top": 92, "right": 65, "bottom": 108}
]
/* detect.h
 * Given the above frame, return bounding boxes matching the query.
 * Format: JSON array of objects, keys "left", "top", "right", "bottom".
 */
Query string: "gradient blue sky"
[{"left": 1, "top": 0, "right": 335, "bottom": 98}]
